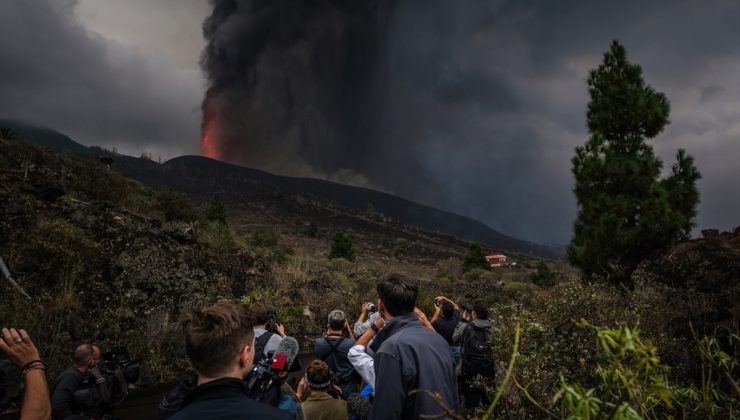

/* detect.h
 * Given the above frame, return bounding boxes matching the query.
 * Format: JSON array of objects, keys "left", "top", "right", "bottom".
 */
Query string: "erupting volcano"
[{"left": 200, "top": 110, "right": 218, "bottom": 160}]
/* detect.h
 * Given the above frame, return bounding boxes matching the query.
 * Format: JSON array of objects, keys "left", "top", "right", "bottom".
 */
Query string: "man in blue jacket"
[{"left": 370, "top": 272, "right": 459, "bottom": 419}]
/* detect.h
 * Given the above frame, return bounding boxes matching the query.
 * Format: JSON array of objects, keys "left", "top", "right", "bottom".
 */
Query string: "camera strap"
[
  {"left": 319, "top": 337, "right": 345, "bottom": 362},
  {"left": 90, "top": 368, "right": 111, "bottom": 406},
  {"left": 254, "top": 331, "right": 274, "bottom": 359}
]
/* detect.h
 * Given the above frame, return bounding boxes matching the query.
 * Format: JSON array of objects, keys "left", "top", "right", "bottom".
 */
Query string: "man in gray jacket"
[
  {"left": 452, "top": 300, "right": 496, "bottom": 411},
  {"left": 370, "top": 272, "right": 458, "bottom": 419}
]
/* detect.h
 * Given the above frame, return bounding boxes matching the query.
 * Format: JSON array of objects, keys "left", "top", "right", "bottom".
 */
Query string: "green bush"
[
  {"left": 203, "top": 220, "right": 237, "bottom": 254},
  {"left": 462, "top": 242, "right": 491, "bottom": 273},
  {"left": 154, "top": 189, "right": 199, "bottom": 222},
  {"left": 329, "top": 229, "right": 355, "bottom": 261},
  {"left": 530, "top": 261, "right": 557, "bottom": 288},
  {"left": 249, "top": 227, "right": 280, "bottom": 248},
  {"left": 205, "top": 193, "right": 227, "bottom": 225}
]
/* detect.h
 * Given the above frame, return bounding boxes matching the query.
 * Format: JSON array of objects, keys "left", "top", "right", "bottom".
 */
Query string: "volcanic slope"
[{"left": 2, "top": 120, "right": 562, "bottom": 260}]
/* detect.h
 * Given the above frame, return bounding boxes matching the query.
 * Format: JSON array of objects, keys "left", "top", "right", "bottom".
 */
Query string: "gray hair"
[{"left": 327, "top": 309, "right": 346, "bottom": 329}]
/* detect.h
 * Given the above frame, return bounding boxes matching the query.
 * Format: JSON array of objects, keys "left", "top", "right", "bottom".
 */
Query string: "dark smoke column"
[{"left": 200, "top": 0, "right": 390, "bottom": 180}]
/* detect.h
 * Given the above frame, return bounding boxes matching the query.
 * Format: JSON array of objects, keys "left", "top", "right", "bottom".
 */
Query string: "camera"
[
  {"left": 461, "top": 303, "right": 473, "bottom": 313},
  {"left": 244, "top": 353, "right": 296, "bottom": 407},
  {"left": 264, "top": 307, "right": 281, "bottom": 334},
  {"left": 367, "top": 303, "right": 377, "bottom": 313},
  {"left": 100, "top": 346, "right": 141, "bottom": 385},
  {"left": 434, "top": 299, "right": 442, "bottom": 307}
]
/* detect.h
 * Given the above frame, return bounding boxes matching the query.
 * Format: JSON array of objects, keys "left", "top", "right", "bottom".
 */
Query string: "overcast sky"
[{"left": 0, "top": 0, "right": 737, "bottom": 245}]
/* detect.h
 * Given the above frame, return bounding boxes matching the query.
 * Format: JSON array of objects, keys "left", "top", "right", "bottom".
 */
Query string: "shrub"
[
  {"left": 249, "top": 227, "right": 280, "bottom": 249},
  {"left": 462, "top": 242, "right": 491, "bottom": 273},
  {"left": 154, "top": 189, "right": 199, "bottom": 222},
  {"left": 329, "top": 229, "right": 355, "bottom": 261},
  {"left": 530, "top": 261, "right": 557, "bottom": 288},
  {"left": 205, "top": 193, "right": 227, "bottom": 225}
]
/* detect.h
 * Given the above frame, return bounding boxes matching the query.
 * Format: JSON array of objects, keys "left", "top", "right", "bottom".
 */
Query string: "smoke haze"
[{"left": 0, "top": 0, "right": 737, "bottom": 244}]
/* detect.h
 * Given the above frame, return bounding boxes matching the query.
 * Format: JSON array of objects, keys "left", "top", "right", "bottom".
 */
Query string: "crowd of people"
[{"left": 1, "top": 272, "right": 497, "bottom": 419}]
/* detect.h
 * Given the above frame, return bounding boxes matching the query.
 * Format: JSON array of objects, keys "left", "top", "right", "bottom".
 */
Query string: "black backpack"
[{"left": 461, "top": 323, "right": 494, "bottom": 377}]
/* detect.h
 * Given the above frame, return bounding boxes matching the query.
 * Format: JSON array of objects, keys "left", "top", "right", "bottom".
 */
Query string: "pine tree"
[
  {"left": 206, "top": 193, "right": 227, "bottom": 225},
  {"left": 462, "top": 242, "right": 491, "bottom": 273},
  {"left": 568, "top": 40, "right": 701, "bottom": 285}
]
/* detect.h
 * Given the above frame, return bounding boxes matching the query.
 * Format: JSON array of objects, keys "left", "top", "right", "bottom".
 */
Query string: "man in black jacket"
[
  {"left": 51, "top": 343, "right": 101, "bottom": 419},
  {"left": 370, "top": 272, "right": 458, "bottom": 419},
  {"left": 168, "top": 300, "right": 291, "bottom": 420}
]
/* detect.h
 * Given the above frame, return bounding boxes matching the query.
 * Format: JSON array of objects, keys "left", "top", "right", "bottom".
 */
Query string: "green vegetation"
[
  {"left": 567, "top": 40, "right": 701, "bottom": 285},
  {"left": 249, "top": 227, "right": 280, "bottom": 248},
  {"left": 205, "top": 193, "right": 227, "bottom": 225},
  {"left": 1, "top": 110, "right": 734, "bottom": 419},
  {"left": 530, "top": 261, "right": 556, "bottom": 288},
  {"left": 329, "top": 229, "right": 355, "bottom": 261},
  {"left": 462, "top": 242, "right": 491, "bottom": 273},
  {"left": 154, "top": 189, "right": 199, "bottom": 222}
]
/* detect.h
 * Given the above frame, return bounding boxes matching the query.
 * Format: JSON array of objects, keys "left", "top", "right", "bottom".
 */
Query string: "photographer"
[
  {"left": 252, "top": 304, "right": 287, "bottom": 360},
  {"left": 430, "top": 296, "right": 462, "bottom": 363},
  {"left": 295, "top": 360, "right": 347, "bottom": 420},
  {"left": 314, "top": 310, "right": 356, "bottom": 398},
  {"left": 452, "top": 301, "right": 496, "bottom": 410},
  {"left": 51, "top": 343, "right": 101, "bottom": 420},
  {"left": 0, "top": 327, "right": 50, "bottom": 420},
  {"left": 353, "top": 303, "right": 380, "bottom": 338}
]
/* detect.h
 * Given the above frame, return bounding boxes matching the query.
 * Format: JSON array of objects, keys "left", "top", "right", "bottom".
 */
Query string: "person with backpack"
[
  {"left": 452, "top": 300, "right": 496, "bottom": 411},
  {"left": 314, "top": 310, "right": 357, "bottom": 398},
  {"left": 252, "top": 304, "right": 287, "bottom": 362}
]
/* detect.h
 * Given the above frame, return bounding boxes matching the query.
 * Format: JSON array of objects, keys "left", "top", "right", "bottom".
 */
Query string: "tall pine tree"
[{"left": 568, "top": 40, "right": 701, "bottom": 285}]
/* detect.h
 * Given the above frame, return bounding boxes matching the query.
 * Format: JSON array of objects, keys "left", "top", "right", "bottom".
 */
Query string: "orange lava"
[{"left": 201, "top": 116, "right": 218, "bottom": 159}]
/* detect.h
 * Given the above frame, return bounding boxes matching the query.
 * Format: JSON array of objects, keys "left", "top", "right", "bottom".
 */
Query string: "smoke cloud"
[{"left": 197, "top": 0, "right": 739, "bottom": 245}]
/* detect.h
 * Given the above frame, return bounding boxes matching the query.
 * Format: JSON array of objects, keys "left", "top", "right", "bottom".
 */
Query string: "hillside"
[
  {"left": 1, "top": 130, "right": 738, "bottom": 418},
  {"left": 0, "top": 120, "right": 562, "bottom": 259}
]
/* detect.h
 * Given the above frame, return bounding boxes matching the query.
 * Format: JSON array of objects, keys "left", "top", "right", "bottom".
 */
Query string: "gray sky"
[{"left": 0, "top": 0, "right": 737, "bottom": 244}]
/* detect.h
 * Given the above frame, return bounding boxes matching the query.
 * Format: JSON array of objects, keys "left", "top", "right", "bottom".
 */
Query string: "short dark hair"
[
  {"left": 73, "top": 344, "right": 93, "bottom": 367},
  {"left": 305, "top": 359, "right": 332, "bottom": 390},
  {"left": 253, "top": 303, "right": 275, "bottom": 325},
  {"left": 182, "top": 300, "right": 255, "bottom": 377},
  {"left": 377, "top": 272, "right": 417, "bottom": 316},
  {"left": 441, "top": 301, "right": 454, "bottom": 318},
  {"left": 473, "top": 300, "right": 489, "bottom": 320}
]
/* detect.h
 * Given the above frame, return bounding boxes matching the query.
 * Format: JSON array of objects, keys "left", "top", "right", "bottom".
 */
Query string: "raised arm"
[{"left": 0, "top": 328, "right": 51, "bottom": 420}]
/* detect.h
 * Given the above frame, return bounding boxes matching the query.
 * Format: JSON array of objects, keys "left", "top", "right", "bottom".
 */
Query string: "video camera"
[
  {"left": 73, "top": 346, "right": 141, "bottom": 414},
  {"left": 100, "top": 346, "right": 141, "bottom": 385}
]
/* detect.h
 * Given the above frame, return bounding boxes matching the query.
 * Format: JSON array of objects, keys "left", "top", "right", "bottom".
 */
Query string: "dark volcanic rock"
[{"left": 632, "top": 227, "right": 740, "bottom": 334}]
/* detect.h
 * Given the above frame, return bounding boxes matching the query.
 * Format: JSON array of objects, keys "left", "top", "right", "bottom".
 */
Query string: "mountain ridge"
[{"left": 0, "top": 119, "right": 563, "bottom": 258}]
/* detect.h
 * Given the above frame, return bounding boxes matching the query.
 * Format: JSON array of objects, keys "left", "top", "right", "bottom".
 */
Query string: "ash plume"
[{"left": 200, "top": 0, "right": 391, "bottom": 186}]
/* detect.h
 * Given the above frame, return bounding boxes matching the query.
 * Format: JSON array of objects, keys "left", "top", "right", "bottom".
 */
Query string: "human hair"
[
  {"left": 327, "top": 309, "right": 346, "bottom": 330},
  {"left": 473, "top": 300, "right": 489, "bottom": 320},
  {"left": 182, "top": 300, "right": 254, "bottom": 377},
  {"left": 73, "top": 344, "right": 94, "bottom": 367},
  {"left": 253, "top": 303, "right": 275, "bottom": 325},
  {"left": 376, "top": 272, "right": 417, "bottom": 316},
  {"left": 305, "top": 359, "right": 332, "bottom": 390},
  {"left": 441, "top": 301, "right": 454, "bottom": 318}
]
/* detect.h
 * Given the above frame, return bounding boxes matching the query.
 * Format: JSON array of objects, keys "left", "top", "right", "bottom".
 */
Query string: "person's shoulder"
[{"left": 170, "top": 396, "right": 292, "bottom": 419}]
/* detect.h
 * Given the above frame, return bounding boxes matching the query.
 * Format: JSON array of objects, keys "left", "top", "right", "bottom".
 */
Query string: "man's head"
[
  {"left": 472, "top": 300, "right": 489, "bottom": 320},
  {"left": 253, "top": 303, "right": 276, "bottom": 326},
  {"left": 441, "top": 301, "right": 454, "bottom": 319},
  {"left": 73, "top": 344, "right": 96, "bottom": 371},
  {"left": 376, "top": 272, "right": 417, "bottom": 318},
  {"left": 182, "top": 300, "right": 255, "bottom": 379},
  {"left": 327, "top": 310, "right": 346, "bottom": 331},
  {"left": 305, "top": 359, "right": 332, "bottom": 391}
]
